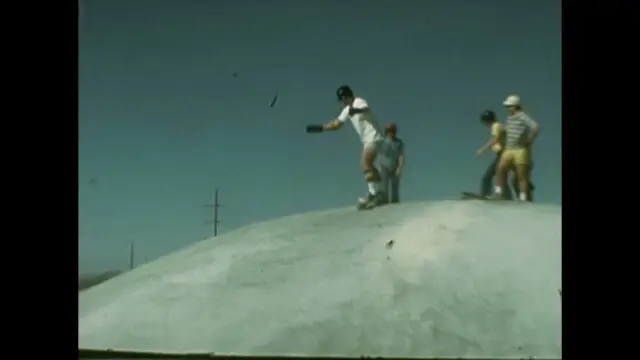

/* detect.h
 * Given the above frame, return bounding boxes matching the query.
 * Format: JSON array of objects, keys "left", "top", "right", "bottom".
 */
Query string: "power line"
[{"left": 129, "top": 242, "right": 135, "bottom": 270}]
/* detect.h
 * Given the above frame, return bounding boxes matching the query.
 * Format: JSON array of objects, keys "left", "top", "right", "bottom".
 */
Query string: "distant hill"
[{"left": 79, "top": 270, "right": 121, "bottom": 292}]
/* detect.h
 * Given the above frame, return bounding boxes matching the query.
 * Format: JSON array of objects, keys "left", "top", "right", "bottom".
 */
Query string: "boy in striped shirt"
[{"left": 489, "top": 95, "right": 539, "bottom": 201}]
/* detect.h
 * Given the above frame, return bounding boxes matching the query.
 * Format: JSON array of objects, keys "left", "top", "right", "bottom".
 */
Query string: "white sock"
[
  {"left": 367, "top": 182, "right": 378, "bottom": 195},
  {"left": 519, "top": 192, "right": 527, "bottom": 201},
  {"left": 494, "top": 186, "right": 502, "bottom": 194}
]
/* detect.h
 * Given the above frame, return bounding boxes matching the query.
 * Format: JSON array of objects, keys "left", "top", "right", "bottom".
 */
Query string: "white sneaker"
[{"left": 358, "top": 193, "right": 382, "bottom": 209}]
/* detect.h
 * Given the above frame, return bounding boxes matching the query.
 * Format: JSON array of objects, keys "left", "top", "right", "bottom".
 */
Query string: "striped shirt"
[{"left": 505, "top": 111, "right": 538, "bottom": 149}]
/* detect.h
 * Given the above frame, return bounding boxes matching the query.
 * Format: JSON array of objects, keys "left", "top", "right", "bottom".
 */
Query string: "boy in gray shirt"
[{"left": 378, "top": 122, "right": 405, "bottom": 204}]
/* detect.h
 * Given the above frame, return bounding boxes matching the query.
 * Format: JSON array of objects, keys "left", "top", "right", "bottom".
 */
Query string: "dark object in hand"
[{"left": 306, "top": 125, "right": 324, "bottom": 133}]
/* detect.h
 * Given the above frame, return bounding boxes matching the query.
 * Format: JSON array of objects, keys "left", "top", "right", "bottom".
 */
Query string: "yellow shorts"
[{"left": 500, "top": 148, "right": 530, "bottom": 166}]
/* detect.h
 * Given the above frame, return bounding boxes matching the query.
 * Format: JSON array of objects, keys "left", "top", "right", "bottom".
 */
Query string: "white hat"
[{"left": 503, "top": 94, "right": 521, "bottom": 106}]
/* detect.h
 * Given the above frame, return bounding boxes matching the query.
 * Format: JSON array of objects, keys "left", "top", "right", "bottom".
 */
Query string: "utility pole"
[
  {"left": 129, "top": 242, "right": 135, "bottom": 270},
  {"left": 204, "top": 188, "right": 222, "bottom": 237}
]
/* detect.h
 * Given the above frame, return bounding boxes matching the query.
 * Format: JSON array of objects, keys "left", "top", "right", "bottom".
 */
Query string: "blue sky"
[{"left": 78, "top": 0, "right": 561, "bottom": 273}]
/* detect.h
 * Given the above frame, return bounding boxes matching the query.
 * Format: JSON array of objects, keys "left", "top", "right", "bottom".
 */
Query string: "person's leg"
[
  {"left": 508, "top": 159, "right": 534, "bottom": 200},
  {"left": 378, "top": 166, "right": 390, "bottom": 204},
  {"left": 513, "top": 166, "right": 535, "bottom": 200},
  {"left": 390, "top": 172, "right": 400, "bottom": 203},
  {"left": 508, "top": 166, "right": 519, "bottom": 200},
  {"left": 514, "top": 149, "right": 530, "bottom": 201},
  {"left": 515, "top": 165, "right": 529, "bottom": 201},
  {"left": 490, "top": 150, "right": 512, "bottom": 199},
  {"left": 527, "top": 161, "right": 535, "bottom": 201},
  {"left": 360, "top": 142, "right": 383, "bottom": 205},
  {"left": 480, "top": 154, "right": 499, "bottom": 197},
  {"left": 500, "top": 172, "right": 513, "bottom": 200}
]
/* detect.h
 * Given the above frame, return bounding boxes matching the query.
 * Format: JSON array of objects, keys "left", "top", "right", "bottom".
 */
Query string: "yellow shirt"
[{"left": 490, "top": 123, "right": 504, "bottom": 153}]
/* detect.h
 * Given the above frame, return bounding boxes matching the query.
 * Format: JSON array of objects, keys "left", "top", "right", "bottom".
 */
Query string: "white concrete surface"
[{"left": 79, "top": 200, "right": 561, "bottom": 358}]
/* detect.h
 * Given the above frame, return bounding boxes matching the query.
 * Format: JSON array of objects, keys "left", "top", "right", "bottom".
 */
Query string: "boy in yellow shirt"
[{"left": 475, "top": 110, "right": 514, "bottom": 199}]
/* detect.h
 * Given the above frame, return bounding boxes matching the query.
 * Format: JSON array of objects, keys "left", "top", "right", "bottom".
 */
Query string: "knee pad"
[{"left": 364, "top": 168, "right": 381, "bottom": 181}]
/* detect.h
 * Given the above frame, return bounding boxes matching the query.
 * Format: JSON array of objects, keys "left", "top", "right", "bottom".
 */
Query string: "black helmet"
[
  {"left": 336, "top": 85, "right": 354, "bottom": 101},
  {"left": 480, "top": 110, "right": 496, "bottom": 122}
]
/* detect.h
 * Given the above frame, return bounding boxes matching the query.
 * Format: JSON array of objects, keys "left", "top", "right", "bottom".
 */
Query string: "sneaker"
[{"left": 358, "top": 192, "right": 383, "bottom": 209}]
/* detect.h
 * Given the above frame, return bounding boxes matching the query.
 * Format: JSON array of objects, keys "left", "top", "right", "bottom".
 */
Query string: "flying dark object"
[
  {"left": 269, "top": 94, "right": 278, "bottom": 108},
  {"left": 232, "top": 72, "right": 238, "bottom": 78}
]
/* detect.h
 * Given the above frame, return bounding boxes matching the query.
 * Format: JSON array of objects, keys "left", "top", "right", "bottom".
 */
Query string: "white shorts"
[{"left": 363, "top": 138, "right": 384, "bottom": 154}]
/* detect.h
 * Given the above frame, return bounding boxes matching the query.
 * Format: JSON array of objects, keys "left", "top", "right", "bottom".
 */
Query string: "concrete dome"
[{"left": 79, "top": 200, "right": 562, "bottom": 358}]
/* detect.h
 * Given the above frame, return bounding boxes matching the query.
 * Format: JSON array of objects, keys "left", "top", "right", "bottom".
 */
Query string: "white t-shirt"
[{"left": 337, "top": 97, "right": 384, "bottom": 145}]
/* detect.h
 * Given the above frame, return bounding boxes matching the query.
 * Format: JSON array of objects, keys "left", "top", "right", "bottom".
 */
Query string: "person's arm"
[
  {"left": 321, "top": 118, "right": 344, "bottom": 131},
  {"left": 476, "top": 123, "right": 502, "bottom": 155},
  {"left": 477, "top": 139, "right": 496, "bottom": 154},
  {"left": 522, "top": 113, "right": 539, "bottom": 145},
  {"left": 307, "top": 98, "right": 370, "bottom": 133},
  {"left": 395, "top": 140, "right": 405, "bottom": 176},
  {"left": 306, "top": 105, "right": 351, "bottom": 133},
  {"left": 306, "top": 117, "right": 344, "bottom": 132}
]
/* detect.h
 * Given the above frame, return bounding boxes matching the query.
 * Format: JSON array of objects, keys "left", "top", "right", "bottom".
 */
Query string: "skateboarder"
[{"left": 305, "top": 85, "right": 386, "bottom": 209}]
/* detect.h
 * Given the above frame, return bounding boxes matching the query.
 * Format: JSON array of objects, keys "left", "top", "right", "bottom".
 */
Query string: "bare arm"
[
  {"left": 477, "top": 134, "right": 501, "bottom": 155},
  {"left": 477, "top": 123, "right": 503, "bottom": 155},
  {"left": 528, "top": 126, "right": 539, "bottom": 144},
  {"left": 395, "top": 141, "right": 405, "bottom": 175},
  {"left": 522, "top": 114, "right": 540, "bottom": 144},
  {"left": 478, "top": 136, "right": 499, "bottom": 153},
  {"left": 322, "top": 119, "right": 344, "bottom": 131},
  {"left": 322, "top": 104, "right": 361, "bottom": 131},
  {"left": 319, "top": 102, "right": 369, "bottom": 132},
  {"left": 396, "top": 153, "right": 405, "bottom": 174}
]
